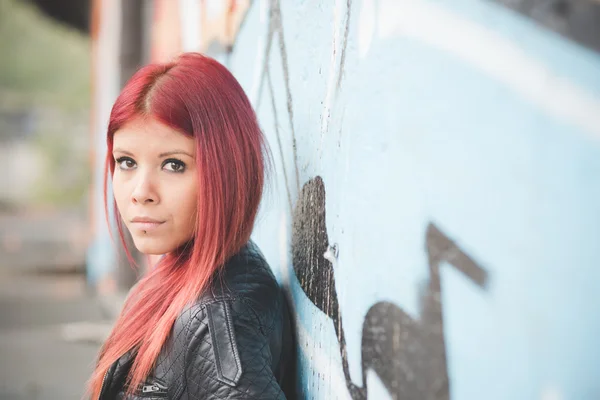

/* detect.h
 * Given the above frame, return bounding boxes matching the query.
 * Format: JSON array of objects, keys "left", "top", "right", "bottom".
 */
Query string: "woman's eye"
[
  {"left": 116, "top": 157, "right": 136, "bottom": 170},
  {"left": 163, "top": 159, "right": 186, "bottom": 173}
]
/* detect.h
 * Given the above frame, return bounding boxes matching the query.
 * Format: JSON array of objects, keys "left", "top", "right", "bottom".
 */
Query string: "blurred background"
[
  {"left": 1, "top": 0, "right": 600, "bottom": 399},
  {"left": 0, "top": 1, "right": 97, "bottom": 399}
]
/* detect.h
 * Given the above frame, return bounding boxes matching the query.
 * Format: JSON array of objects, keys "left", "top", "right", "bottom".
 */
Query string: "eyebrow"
[
  {"left": 158, "top": 150, "right": 195, "bottom": 158},
  {"left": 113, "top": 148, "right": 195, "bottom": 158}
]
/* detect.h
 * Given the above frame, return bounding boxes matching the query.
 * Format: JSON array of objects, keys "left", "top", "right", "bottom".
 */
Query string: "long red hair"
[{"left": 87, "top": 52, "right": 270, "bottom": 399}]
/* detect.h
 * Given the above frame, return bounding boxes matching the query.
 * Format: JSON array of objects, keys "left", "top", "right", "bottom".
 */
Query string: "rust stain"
[{"left": 199, "top": 0, "right": 250, "bottom": 53}]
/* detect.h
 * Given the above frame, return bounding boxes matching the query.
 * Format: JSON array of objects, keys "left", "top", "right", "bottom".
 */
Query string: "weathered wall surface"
[
  {"left": 88, "top": 0, "right": 600, "bottom": 397},
  {"left": 224, "top": 1, "right": 600, "bottom": 399}
]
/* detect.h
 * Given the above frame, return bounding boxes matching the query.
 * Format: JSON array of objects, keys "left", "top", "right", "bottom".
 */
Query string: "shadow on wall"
[{"left": 291, "top": 176, "right": 490, "bottom": 400}]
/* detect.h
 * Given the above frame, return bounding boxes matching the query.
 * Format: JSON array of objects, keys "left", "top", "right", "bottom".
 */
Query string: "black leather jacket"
[{"left": 99, "top": 241, "right": 294, "bottom": 399}]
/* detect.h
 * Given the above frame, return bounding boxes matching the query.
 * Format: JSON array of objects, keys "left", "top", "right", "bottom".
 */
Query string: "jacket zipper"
[
  {"left": 140, "top": 380, "right": 168, "bottom": 397},
  {"left": 98, "top": 369, "right": 109, "bottom": 399}
]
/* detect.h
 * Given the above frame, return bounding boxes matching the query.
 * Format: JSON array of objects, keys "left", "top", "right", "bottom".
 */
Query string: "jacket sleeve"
[{"left": 183, "top": 299, "right": 287, "bottom": 400}]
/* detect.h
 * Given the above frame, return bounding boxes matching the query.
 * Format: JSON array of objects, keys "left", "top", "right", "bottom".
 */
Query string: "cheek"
[
  {"left": 111, "top": 174, "right": 129, "bottom": 208},
  {"left": 173, "top": 182, "right": 198, "bottom": 234}
]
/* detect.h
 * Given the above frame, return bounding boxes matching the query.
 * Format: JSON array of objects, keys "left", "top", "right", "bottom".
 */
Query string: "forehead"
[{"left": 113, "top": 116, "right": 194, "bottom": 152}]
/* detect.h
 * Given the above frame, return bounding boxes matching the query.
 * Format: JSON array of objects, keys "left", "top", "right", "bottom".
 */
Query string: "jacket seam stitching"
[
  {"left": 205, "top": 304, "right": 224, "bottom": 383},
  {"left": 222, "top": 299, "right": 243, "bottom": 384},
  {"left": 238, "top": 297, "right": 271, "bottom": 337}
]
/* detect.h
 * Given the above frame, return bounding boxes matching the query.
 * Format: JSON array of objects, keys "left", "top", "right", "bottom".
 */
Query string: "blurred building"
[
  {"left": 0, "top": 109, "right": 38, "bottom": 207},
  {"left": 0, "top": 0, "right": 91, "bottom": 273}
]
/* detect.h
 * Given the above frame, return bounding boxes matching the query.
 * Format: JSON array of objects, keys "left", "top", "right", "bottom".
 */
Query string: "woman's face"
[{"left": 112, "top": 116, "right": 198, "bottom": 255}]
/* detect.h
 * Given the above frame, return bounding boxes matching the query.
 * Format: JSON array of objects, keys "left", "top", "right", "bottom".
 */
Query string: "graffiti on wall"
[
  {"left": 291, "top": 176, "right": 489, "bottom": 399},
  {"left": 238, "top": 1, "right": 494, "bottom": 398},
  {"left": 214, "top": 0, "right": 600, "bottom": 398},
  {"left": 252, "top": 0, "right": 352, "bottom": 214}
]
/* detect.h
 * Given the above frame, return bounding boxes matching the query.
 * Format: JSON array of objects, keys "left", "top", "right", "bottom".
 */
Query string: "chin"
[{"left": 132, "top": 237, "right": 173, "bottom": 255}]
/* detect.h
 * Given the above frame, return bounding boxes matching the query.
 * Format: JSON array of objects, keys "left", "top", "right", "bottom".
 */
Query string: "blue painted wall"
[{"left": 226, "top": 0, "right": 600, "bottom": 399}]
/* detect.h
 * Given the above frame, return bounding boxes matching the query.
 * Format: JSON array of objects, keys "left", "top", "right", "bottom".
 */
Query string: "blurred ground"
[
  {"left": 0, "top": 2, "right": 122, "bottom": 398},
  {"left": 0, "top": 212, "right": 110, "bottom": 400},
  {"left": 0, "top": 211, "right": 88, "bottom": 272}
]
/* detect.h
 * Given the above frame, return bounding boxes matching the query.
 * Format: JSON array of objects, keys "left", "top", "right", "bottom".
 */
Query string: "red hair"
[{"left": 87, "top": 52, "right": 270, "bottom": 399}]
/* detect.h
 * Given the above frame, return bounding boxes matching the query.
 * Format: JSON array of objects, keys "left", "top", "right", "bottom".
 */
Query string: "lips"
[{"left": 130, "top": 217, "right": 165, "bottom": 232}]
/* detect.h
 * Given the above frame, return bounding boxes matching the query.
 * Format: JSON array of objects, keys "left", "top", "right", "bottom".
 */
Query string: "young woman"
[{"left": 87, "top": 52, "right": 294, "bottom": 399}]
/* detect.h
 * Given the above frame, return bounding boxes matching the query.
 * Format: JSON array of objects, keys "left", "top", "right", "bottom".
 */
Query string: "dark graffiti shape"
[
  {"left": 492, "top": 0, "right": 600, "bottom": 53},
  {"left": 291, "top": 176, "right": 363, "bottom": 399},
  {"left": 360, "top": 224, "right": 488, "bottom": 400},
  {"left": 291, "top": 176, "right": 489, "bottom": 400}
]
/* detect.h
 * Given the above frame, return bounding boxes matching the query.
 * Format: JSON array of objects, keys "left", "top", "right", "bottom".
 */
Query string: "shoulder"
[
  {"left": 163, "top": 242, "right": 288, "bottom": 398},
  {"left": 189, "top": 240, "right": 281, "bottom": 327},
  {"left": 173, "top": 240, "right": 283, "bottom": 339}
]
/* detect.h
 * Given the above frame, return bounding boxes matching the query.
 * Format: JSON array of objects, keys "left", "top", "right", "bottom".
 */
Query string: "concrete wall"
[
  {"left": 88, "top": 0, "right": 600, "bottom": 397},
  {"left": 223, "top": 1, "right": 600, "bottom": 399}
]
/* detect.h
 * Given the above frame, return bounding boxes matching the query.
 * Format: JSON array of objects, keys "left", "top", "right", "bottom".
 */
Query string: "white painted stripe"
[
  {"left": 540, "top": 384, "right": 563, "bottom": 400},
  {"left": 179, "top": 0, "right": 202, "bottom": 52},
  {"left": 320, "top": 0, "right": 344, "bottom": 138},
  {"left": 357, "top": 0, "right": 376, "bottom": 58},
  {"left": 368, "top": 0, "right": 600, "bottom": 140}
]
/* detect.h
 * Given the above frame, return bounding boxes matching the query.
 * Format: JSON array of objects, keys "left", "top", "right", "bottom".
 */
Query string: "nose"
[{"left": 131, "top": 171, "right": 158, "bottom": 205}]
